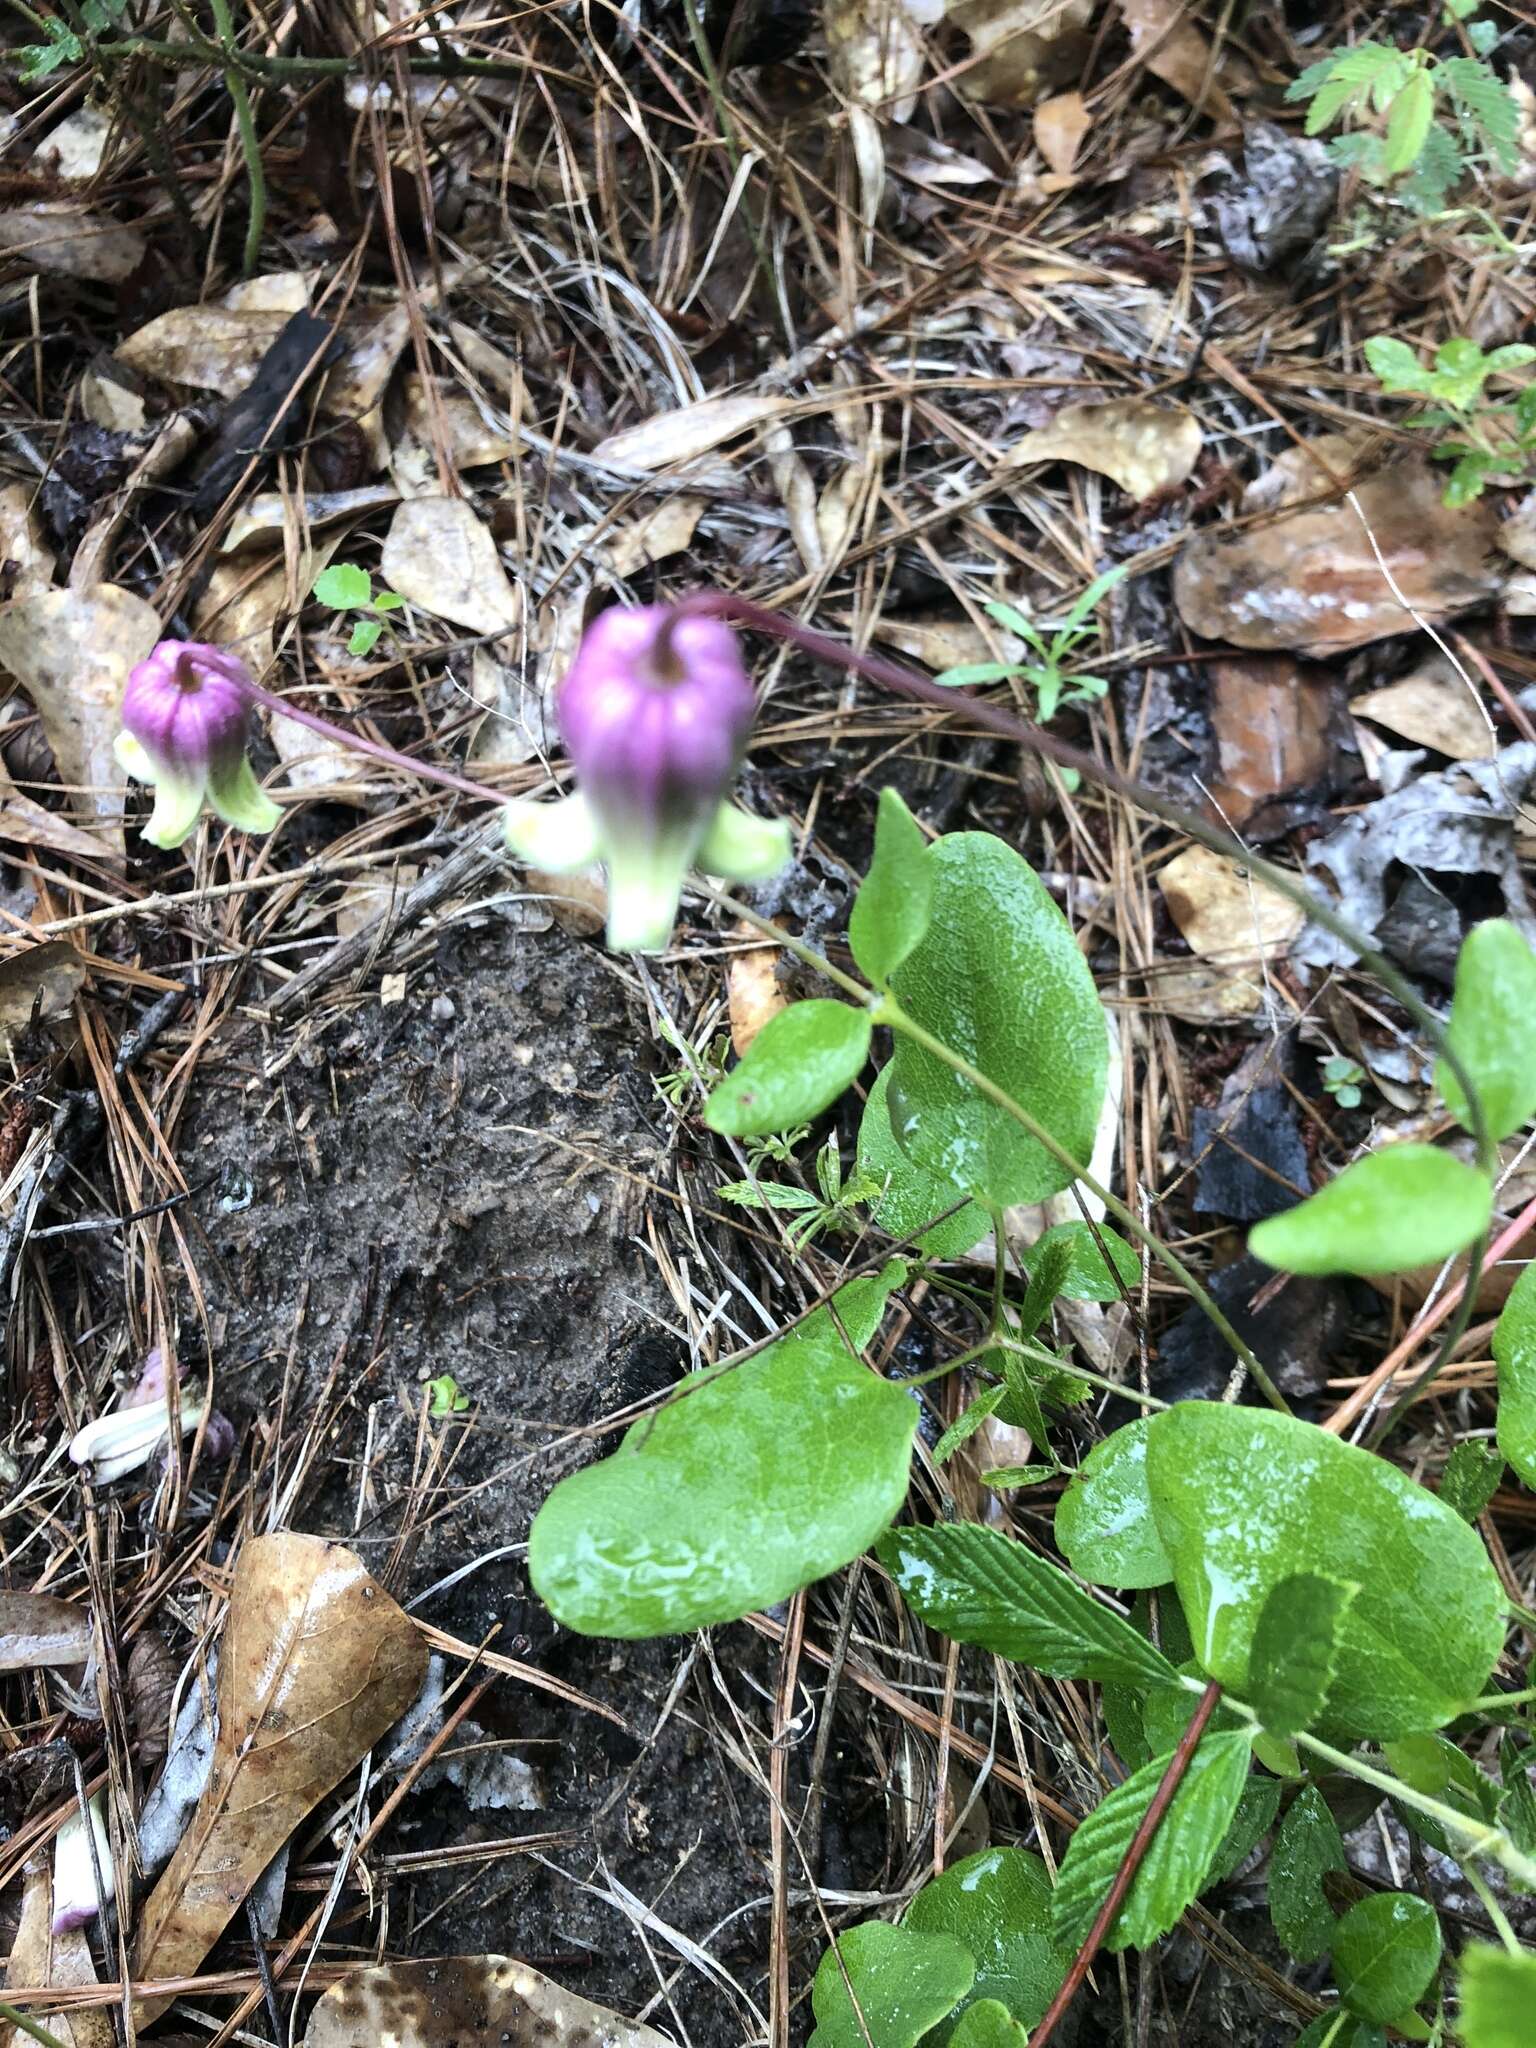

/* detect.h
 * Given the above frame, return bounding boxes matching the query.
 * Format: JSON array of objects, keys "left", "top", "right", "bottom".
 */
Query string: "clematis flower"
[
  {"left": 68, "top": 1348, "right": 207, "bottom": 1485},
  {"left": 115, "top": 641, "right": 281, "bottom": 850},
  {"left": 504, "top": 605, "right": 789, "bottom": 951},
  {"left": 52, "top": 1792, "right": 114, "bottom": 1934}
]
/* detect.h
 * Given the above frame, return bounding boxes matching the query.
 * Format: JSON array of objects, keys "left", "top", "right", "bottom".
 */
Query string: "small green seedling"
[
  {"left": 311, "top": 563, "right": 406, "bottom": 657},
  {"left": 17, "top": 0, "right": 130, "bottom": 80},
  {"left": 719, "top": 1131, "right": 882, "bottom": 1250},
  {"left": 653, "top": 1021, "right": 731, "bottom": 1108},
  {"left": 1321, "top": 1055, "right": 1366, "bottom": 1109},
  {"left": 426, "top": 1372, "right": 469, "bottom": 1417},
  {"left": 1366, "top": 334, "right": 1536, "bottom": 502},
  {"left": 933, "top": 566, "right": 1127, "bottom": 726}
]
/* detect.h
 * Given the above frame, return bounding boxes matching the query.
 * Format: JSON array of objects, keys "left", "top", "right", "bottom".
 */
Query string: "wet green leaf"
[
  {"left": 1332, "top": 1893, "right": 1442, "bottom": 2023},
  {"left": 1440, "top": 1439, "right": 1505, "bottom": 1522},
  {"left": 946, "top": 2002, "right": 1029, "bottom": 2047},
  {"left": 806, "top": 1258, "right": 909, "bottom": 1352},
  {"left": 904, "top": 1848, "right": 1067, "bottom": 2039},
  {"left": 887, "top": 834, "right": 1107, "bottom": 1208},
  {"left": 1269, "top": 1784, "right": 1347, "bottom": 1963},
  {"left": 529, "top": 1322, "right": 916, "bottom": 1636},
  {"left": 1248, "top": 1573, "right": 1357, "bottom": 1738},
  {"left": 1144, "top": 1404, "right": 1506, "bottom": 1738},
  {"left": 857, "top": 1067, "right": 991, "bottom": 1260},
  {"left": 851, "top": 788, "right": 933, "bottom": 987},
  {"left": 1055, "top": 1420, "right": 1174, "bottom": 1591},
  {"left": 1494, "top": 1258, "right": 1536, "bottom": 1489},
  {"left": 1051, "top": 1729, "right": 1255, "bottom": 1952},
  {"left": 1022, "top": 1221, "right": 1139, "bottom": 1302},
  {"left": 705, "top": 1000, "right": 872, "bottom": 1137},
  {"left": 1289, "top": 2019, "right": 1386, "bottom": 2048},
  {"left": 1437, "top": 919, "right": 1536, "bottom": 1139},
  {"left": 312, "top": 562, "right": 372, "bottom": 609},
  {"left": 808, "top": 1921, "right": 974, "bottom": 2048},
  {"left": 1460, "top": 1942, "right": 1536, "bottom": 2047},
  {"left": 1249, "top": 1146, "right": 1492, "bottom": 1277}
]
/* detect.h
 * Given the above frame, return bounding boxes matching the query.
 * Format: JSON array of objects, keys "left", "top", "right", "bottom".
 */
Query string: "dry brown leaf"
[
  {"left": 306, "top": 1956, "right": 674, "bottom": 2048},
  {"left": 465, "top": 647, "right": 549, "bottom": 772},
  {"left": 1157, "top": 845, "right": 1302, "bottom": 1021},
  {"left": 728, "top": 932, "right": 786, "bottom": 1055},
  {"left": 134, "top": 1531, "right": 426, "bottom": 2027},
  {"left": 1115, "top": 0, "right": 1236, "bottom": 124},
  {"left": 949, "top": 0, "right": 1092, "bottom": 106},
  {"left": 1205, "top": 655, "right": 1338, "bottom": 829},
  {"left": 1174, "top": 458, "right": 1502, "bottom": 655},
  {"left": 1004, "top": 398, "right": 1201, "bottom": 500},
  {"left": 826, "top": 0, "right": 932, "bottom": 121},
  {"left": 0, "top": 482, "right": 55, "bottom": 598},
  {"left": 223, "top": 272, "right": 313, "bottom": 312},
  {"left": 31, "top": 108, "right": 112, "bottom": 184},
  {"left": 0, "top": 764, "right": 108, "bottom": 865},
  {"left": 2, "top": 1861, "right": 112, "bottom": 2048},
  {"left": 1352, "top": 665, "right": 1495, "bottom": 761},
  {"left": 527, "top": 869, "right": 606, "bottom": 938},
  {"left": 0, "top": 1589, "right": 92, "bottom": 1671},
  {"left": 79, "top": 357, "right": 147, "bottom": 434},
  {"left": 396, "top": 374, "right": 520, "bottom": 485},
  {"left": 594, "top": 393, "right": 790, "bottom": 473},
  {"left": 1034, "top": 91, "right": 1091, "bottom": 179},
  {"left": 872, "top": 613, "right": 1027, "bottom": 672},
  {"left": 0, "top": 585, "right": 161, "bottom": 855},
  {"left": 1498, "top": 495, "right": 1536, "bottom": 569},
  {"left": 0, "top": 203, "right": 144, "bottom": 282},
  {"left": 379, "top": 498, "right": 521, "bottom": 636},
  {"left": 600, "top": 497, "right": 706, "bottom": 577},
  {"left": 222, "top": 484, "right": 402, "bottom": 555},
  {"left": 1243, "top": 430, "right": 1378, "bottom": 512}
]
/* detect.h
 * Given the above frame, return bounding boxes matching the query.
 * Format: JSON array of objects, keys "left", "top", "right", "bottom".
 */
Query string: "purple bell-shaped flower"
[
  {"left": 115, "top": 641, "right": 280, "bottom": 849},
  {"left": 505, "top": 605, "right": 789, "bottom": 951}
]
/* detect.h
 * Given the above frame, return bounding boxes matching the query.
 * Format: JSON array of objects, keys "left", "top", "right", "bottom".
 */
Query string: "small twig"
[{"left": 1028, "top": 1682, "right": 1225, "bottom": 2048}]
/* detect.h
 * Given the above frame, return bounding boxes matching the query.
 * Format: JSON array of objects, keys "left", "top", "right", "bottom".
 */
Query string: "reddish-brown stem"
[
  {"left": 1029, "top": 1680, "right": 1225, "bottom": 2048},
  {"left": 240, "top": 678, "right": 520, "bottom": 811}
]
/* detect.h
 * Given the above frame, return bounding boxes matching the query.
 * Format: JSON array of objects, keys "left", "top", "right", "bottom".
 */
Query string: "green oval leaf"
[
  {"left": 1050, "top": 1729, "right": 1255, "bottom": 1953},
  {"left": 1022, "top": 1220, "right": 1139, "bottom": 1301},
  {"left": 1290, "top": 2020, "right": 1387, "bottom": 2048},
  {"left": 1269, "top": 1783, "right": 1347, "bottom": 1963},
  {"left": 1248, "top": 1573, "right": 1357, "bottom": 1738},
  {"left": 704, "top": 1000, "right": 872, "bottom": 1137},
  {"left": 1382, "top": 67, "right": 1434, "bottom": 176},
  {"left": 808, "top": 1921, "right": 974, "bottom": 2048},
  {"left": 851, "top": 787, "right": 933, "bottom": 987},
  {"left": 887, "top": 834, "right": 1107, "bottom": 1208},
  {"left": 1055, "top": 1420, "right": 1174, "bottom": 1591},
  {"left": 1332, "top": 1892, "right": 1442, "bottom": 2023},
  {"left": 858, "top": 1067, "right": 991, "bottom": 1260},
  {"left": 877, "top": 1520, "right": 1181, "bottom": 1688},
  {"left": 905, "top": 1848, "right": 1067, "bottom": 2040},
  {"left": 529, "top": 1323, "right": 916, "bottom": 1636},
  {"left": 1460, "top": 1942, "right": 1536, "bottom": 2048},
  {"left": 311, "top": 562, "right": 372, "bottom": 609},
  {"left": 1144, "top": 1404, "right": 1506, "bottom": 1739},
  {"left": 948, "top": 2002, "right": 1029, "bottom": 2047},
  {"left": 1248, "top": 1145, "right": 1493, "bottom": 1277},
  {"left": 1495, "top": 1259, "right": 1536, "bottom": 1489},
  {"left": 1437, "top": 919, "right": 1536, "bottom": 1140}
]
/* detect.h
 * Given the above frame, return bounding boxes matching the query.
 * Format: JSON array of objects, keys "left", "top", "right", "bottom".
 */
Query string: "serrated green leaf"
[
  {"left": 1385, "top": 1730, "right": 1499, "bottom": 1853},
  {"left": 1247, "top": 1573, "right": 1356, "bottom": 1738},
  {"left": 1270, "top": 1784, "right": 1348, "bottom": 1962},
  {"left": 905, "top": 1848, "right": 1068, "bottom": 2040},
  {"left": 371, "top": 589, "right": 405, "bottom": 612},
  {"left": 312, "top": 562, "right": 373, "bottom": 610},
  {"left": 1021, "top": 1221, "right": 1139, "bottom": 1302},
  {"left": 1055, "top": 1419, "right": 1173, "bottom": 1592},
  {"left": 887, "top": 834, "right": 1107, "bottom": 1209},
  {"left": 1332, "top": 1892, "right": 1442, "bottom": 2022},
  {"left": 1437, "top": 920, "right": 1536, "bottom": 1140},
  {"left": 1208, "top": 1773, "right": 1282, "bottom": 1886},
  {"left": 1050, "top": 1729, "right": 1255, "bottom": 1952},
  {"left": 1366, "top": 335, "right": 1434, "bottom": 396},
  {"left": 1460, "top": 1943, "right": 1536, "bottom": 2048},
  {"left": 705, "top": 1000, "right": 871, "bottom": 1137},
  {"left": 857, "top": 1067, "right": 991, "bottom": 1260},
  {"left": 808, "top": 1259, "right": 909, "bottom": 1353},
  {"left": 529, "top": 1321, "right": 916, "bottom": 1636},
  {"left": 1494, "top": 1261, "right": 1536, "bottom": 1489},
  {"left": 1248, "top": 1145, "right": 1492, "bottom": 1277},
  {"left": 1440, "top": 1439, "right": 1504, "bottom": 1522},
  {"left": 808, "top": 1921, "right": 974, "bottom": 2048},
  {"left": 1015, "top": 1230, "right": 1074, "bottom": 1339},
  {"left": 348, "top": 618, "right": 384, "bottom": 657},
  {"left": 1145, "top": 1403, "right": 1506, "bottom": 1739},
  {"left": 932, "top": 1386, "right": 1010, "bottom": 1465},
  {"left": 851, "top": 787, "right": 933, "bottom": 988},
  {"left": 1441, "top": 54, "right": 1521, "bottom": 168},
  {"left": 1300, "top": 46, "right": 1408, "bottom": 132},
  {"left": 717, "top": 1179, "right": 824, "bottom": 1212},
  {"left": 877, "top": 1521, "right": 1182, "bottom": 1688},
  {"left": 981, "top": 1463, "right": 1057, "bottom": 1489}
]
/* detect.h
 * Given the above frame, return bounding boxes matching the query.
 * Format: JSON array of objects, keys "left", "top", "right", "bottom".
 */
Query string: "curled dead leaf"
[
  {"left": 826, "top": 0, "right": 932, "bottom": 122},
  {"left": 305, "top": 1955, "right": 674, "bottom": 2048},
  {"left": 594, "top": 392, "right": 790, "bottom": 472},
  {"left": 0, "top": 203, "right": 144, "bottom": 283},
  {"left": 1352, "top": 664, "right": 1495, "bottom": 762},
  {"left": 1033, "top": 90, "right": 1091, "bottom": 179},
  {"left": 1004, "top": 397, "right": 1201, "bottom": 500},
  {"left": 379, "top": 498, "right": 521, "bottom": 636},
  {"left": 728, "top": 928, "right": 786, "bottom": 1055},
  {"left": 0, "top": 482, "right": 56, "bottom": 599},
  {"left": 599, "top": 497, "right": 706, "bottom": 577},
  {"left": 133, "top": 1531, "right": 426, "bottom": 2026},
  {"left": 1115, "top": 0, "right": 1240, "bottom": 125}
]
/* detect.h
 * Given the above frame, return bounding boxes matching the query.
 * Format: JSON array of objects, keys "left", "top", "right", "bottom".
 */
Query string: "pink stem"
[{"left": 239, "top": 678, "right": 520, "bottom": 810}]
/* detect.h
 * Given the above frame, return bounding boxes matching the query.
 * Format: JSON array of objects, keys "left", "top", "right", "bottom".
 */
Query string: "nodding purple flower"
[
  {"left": 504, "top": 605, "right": 789, "bottom": 951},
  {"left": 115, "top": 641, "right": 281, "bottom": 850}
]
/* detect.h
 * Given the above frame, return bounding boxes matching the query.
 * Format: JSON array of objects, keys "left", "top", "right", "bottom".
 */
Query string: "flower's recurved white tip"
[
  {"left": 603, "top": 836, "right": 695, "bottom": 954},
  {"left": 52, "top": 1793, "right": 113, "bottom": 1935},
  {"left": 503, "top": 794, "right": 599, "bottom": 873},
  {"left": 207, "top": 754, "right": 282, "bottom": 835},
  {"left": 69, "top": 1394, "right": 206, "bottom": 1486},
  {"left": 698, "top": 802, "right": 792, "bottom": 884}
]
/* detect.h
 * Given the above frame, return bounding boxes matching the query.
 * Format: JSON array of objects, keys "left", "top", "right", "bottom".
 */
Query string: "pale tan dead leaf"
[
  {"left": 594, "top": 393, "right": 791, "bottom": 473},
  {"left": 333, "top": 868, "right": 421, "bottom": 942},
  {"left": 825, "top": 0, "right": 931, "bottom": 118},
  {"left": 2, "top": 1861, "right": 112, "bottom": 2048},
  {"left": 1352, "top": 665, "right": 1495, "bottom": 761},
  {"left": 0, "top": 943, "right": 85, "bottom": 1043},
  {"left": 116, "top": 306, "right": 290, "bottom": 393},
  {"left": 0, "top": 482, "right": 55, "bottom": 598},
  {"left": 221, "top": 484, "right": 401, "bottom": 556},
  {"left": 0, "top": 1590, "right": 92, "bottom": 1671},
  {"left": 886, "top": 127, "right": 997, "bottom": 188},
  {"left": 465, "top": 647, "right": 549, "bottom": 772},
  {"left": 527, "top": 868, "right": 607, "bottom": 938},
  {"left": 0, "top": 203, "right": 144, "bottom": 282},
  {"left": 395, "top": 373, "right": 520, "bottom": 488},
  {"left": 379, "top": 498, "right": 521, "bottom": 636},
  {"left": 78, "top": 358, "right": 146, "bottom": 433},
  {"left": 949, "top": 0, "right": 1093, "bottom": 108},
  {"left": 221, "top": 272, "right": 311, "bottom": 312},
  {"left": 1115, "top": 0, "right": 1237, "bottom": 124},
  {"left": 1034, "top": 90, "right": 1091, "bottom": 179},
  {"left": 729, "top": 932, "right": 786, "bottom": 1055},
  {"left": 767, "top": 420, "right": 823, "bottom": 574},
  {"left": 1004, "top": 397, "right": 1201, "bottom": 500},
  {"left": 32, "top": 107, "right": 112, "bottom": 184},
  {"left": 1156, "top": 844, "right": 1301, "bottom": 1020},
  {"left": 326, "top": 304, "right": 411, "bottom": 470},
  {"left": 1243, "top": 430, "right": 1379, "bottom": 513},
  {"left": 0, "top": 585, "right": 161, "bottom": 854},
  {"left": 0, "top": 761, "right": 108, "bottom": 865},
  {"left": 600, "top": 496, "right": 705, "bottom": 577},
  {"left": 71, "top": 412, "right": 198, "bottom": 589},
  {"left": 1498, "top": 494, "right": 1536, "bottom": 569},
  {"left": 305, "top": 1956, "right": 675, "bottom": 2048},
  {"left": 873, "top": 613, "right": 1027, "bottom": 671},
  {"left": 134, "top": 1531, "right": 426, "bottom": 2027}
]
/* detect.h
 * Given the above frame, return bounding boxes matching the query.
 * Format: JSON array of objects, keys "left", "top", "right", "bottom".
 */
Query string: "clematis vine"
[
  {"left": 115, "top": 641, "right": 280, "bottom": 849},
  {"left": 503, "top": 604, "right": 791, "bottom": 952}
]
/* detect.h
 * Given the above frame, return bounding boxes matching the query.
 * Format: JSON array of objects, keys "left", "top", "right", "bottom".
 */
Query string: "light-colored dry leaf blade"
[
  {"left": 379, "top": 498, "right": 521, "bottom": 635},
  {"left": 1159, "top": 842, "right": 1303, "bottom": 968},
  {"left": 0, "top": 585, "right": 161, "bottom": 855},
  {"left": 1116, "top": 0, "right": 1237, "bottom": 122},
  {"left": 1005, "top": 398, "right": 1202, "bottom": 499},
  {"left": 1034, "top": 90, "right": 1091, "bottom": 177},
  {"left": 0, "top": 1589, "right": 92, "bottom": 1671},
  {"left": 826, "top": 0, "right": 932, "bottom": 118},
  {"left": 600, "top": 497, "right": 705, "bottom": 577},
  {"left": 2, "top": 1861, "right": 113, "bottom": 2048},
  {"left": 949, "top": 0, "right": 1093, "bottom": 107},
  {"left": 1351, "top": 668, "right": 1495, "bottom": 761},
  {"left": 0, "top": 482, "right": 56, "bottom": 599},
  {"left": 0, "top": 203, "right": 144, "bottom": 283},
  {"left": 115, "top": 306, "right": 289, "bottom": 393},
  {"left": 133, "top": 1531, "right": 427, "bottom": 2026},
  {"left": 594, "top": 393, "right": 791, "bottom": 473},
  {"left": 305, "top": 1955, "right": 675, "bottom": 2048}
]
